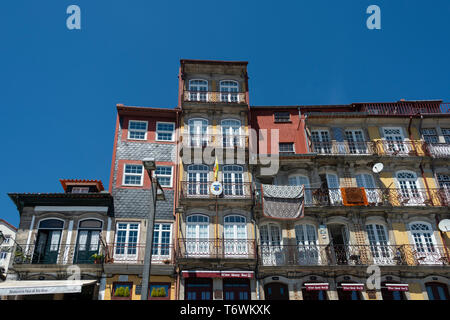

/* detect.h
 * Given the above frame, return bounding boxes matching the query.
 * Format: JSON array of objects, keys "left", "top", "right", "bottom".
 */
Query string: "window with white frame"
[
  {"left": 279, "top": 142, "right": 295, "bottom": 153},
  {"left": 123, "top": 164, "right": 144, "bottom": 186},
  {"left": 114, "top": 222, "right": 140, "bottom": 260},
  {"left": 71, "top": 187, "right": 89, "bottom": 194},
  {"left": 274, "top": 112, "right": 291, "bottom": 122},
  {"left": 155, "top": 166, "right": 173, "bottom": 187},
  {"left": 152, "top": 223, "right": 172, "bottom": 258},
  {"left": 128, "top": 120, "right": 148, "bottom": 140},
  {"left": 220, "top": 80, "right": 239, "bottom": 102},
  {"left": 189, "top": 79, "right": 208, "bottom": 102},
  {"left": 156, "top": 122, "right": 175, "bottom": 141}
]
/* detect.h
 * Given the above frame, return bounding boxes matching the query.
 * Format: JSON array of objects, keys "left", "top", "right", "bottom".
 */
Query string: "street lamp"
[{"left": 141, "top": 158, "right": 165, "bottom": 300}]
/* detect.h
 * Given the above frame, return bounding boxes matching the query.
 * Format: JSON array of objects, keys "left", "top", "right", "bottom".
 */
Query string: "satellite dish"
[
  {"left": 372, "top": 163, "right": 384, "bottom": 174},
  {"left": 438, "top": 219, "right": 450, "bottom": 232}
]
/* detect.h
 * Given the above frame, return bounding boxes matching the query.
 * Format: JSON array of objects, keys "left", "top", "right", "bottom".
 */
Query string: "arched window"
[
  {"left": 288, "top": 175, "right": 312, "bottom": 204},
  {"left": 187, "top": 164, "right": 209, "bottom": 196},
  {"left": 260, "top": 224, "right": 282, "bottom": 266},
  {"left": 396, "top": 171, "right": 422, "bottom": 205},
  {"left": 34, "top": 219, "right": 64, "bottom": 264},
  {"left": 188, "top": 118, "right": 209, "bottom": 147},
  {"left": 186, "top": 215, "right": 209, "bottom": 256},
  {"left": 224, "top": 215, "right": 247, "bottom": 255},
  {"left": 75, "top": 219, "right": 103, "bottom": 264},
  {"left": 223, "top": 165, "right": 244, "bottom": 196},
  {"left": 409, "top": 222, "right": 439, "bottom": 264},
  {"left": 221, "top": 119, "right": 241, "bottom": 147},
  {"left": 188, "top": 79, "right": 208, "bottom": 102},
  {"left": 381, "top": 282, "right": 406, "bottom": 300},
  {"left": 295, "top": 224, "right": 319, "bottom": 265},
  {"left": 219, "top": 80, "right": 239, "bottom": 102},
  {"left": 365, "top": 224, "right": 391, "bottom": 264},
  {"left": 426, "top": 282, "right": 449, "bottom": 300}
]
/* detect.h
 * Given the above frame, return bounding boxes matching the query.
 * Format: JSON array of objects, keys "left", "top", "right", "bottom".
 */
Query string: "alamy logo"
[
  {"left": 366, "top": 5, "right": 381, "bottom": 30},
  {"left": 66, "top": 5, "right": 81, "bottom": 30},
  {"left": 366, "top": 265, "right": 381, "bottom": 290}
]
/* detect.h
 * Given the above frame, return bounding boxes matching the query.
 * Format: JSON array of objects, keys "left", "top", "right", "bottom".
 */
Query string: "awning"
[
  {"left": 385, "top": 284, "right": 409, "bottom": 291},
  {"left": 182, "top": 271, "right": 254, "bottom": 279},
  {"left": 304, "top": 283, "right": 329, "bottom": 291},
  {"left": 341, "top": 283, "right": 364, "bottom": 291},
  {"left": 0, "top": 280, "right": 97, "bottom": 296}
]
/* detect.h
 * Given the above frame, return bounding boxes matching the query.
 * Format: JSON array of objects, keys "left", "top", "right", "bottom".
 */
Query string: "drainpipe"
[{"left": 174, "top": 108, "right": 181, "bottom": 300}]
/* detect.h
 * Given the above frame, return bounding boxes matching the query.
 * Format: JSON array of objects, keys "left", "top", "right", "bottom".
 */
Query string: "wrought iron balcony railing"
[
  {"left": 104, "top": 243, "right": 174, "bottom": 264},
  {"left": 177, "top": 238, "right": 256, "bottom": 260},
  {"left": 180, "top": 182, "right": 253, "bottom": 200},
  {"left": 256, "top": 188, "right": 449, "bottom": 207},
  {"left": 182, "top": 134, "right": 247, "bottom": 148},
  {"left": 12, "top": 243, "right": 106, "bottom": 265},
  {"left": 361, "top": 102, "right": 450, "bottom": 116},
  {"left": 183, "top": 91, "right": 247, "bottom": 104},
  {"left": 425, "top": 143, "right": 450, "bottom": 158},
  {"left": 311, "top": 141, "right": 377, "bottom": 155},
  {"left": 259, "top": 244, "right": 449, "bottom": 267},
  {"left": 377, "top": 140, "right": 425, "bottom": 156}
]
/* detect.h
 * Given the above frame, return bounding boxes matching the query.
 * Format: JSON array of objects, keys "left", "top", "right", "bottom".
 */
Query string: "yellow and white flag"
[{"left": 213, "top": 157, "right": 219, "bottom": 181}]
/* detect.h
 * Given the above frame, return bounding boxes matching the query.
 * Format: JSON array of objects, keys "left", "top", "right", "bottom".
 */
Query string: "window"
[
  {"left": 2, "top": 236, "right": 11, "bottom": 244},
  {"left": 279, "top": 142, "right": 295, "bottom": 153},
  {"left": 186, "top": 215, "right": 209, "bottom": 256},
  {"left": 345, "top": 129, "right": 366, "bottom": 154},
  {"left": 288, "top": 175, "right": 312, "bottom": 204},
  {"left": 224, "top": 215, "right": 247, "bottom": 255},
  {"left": 189, "top": 80, "right": 208, "bottom": 102},
  {"left": 152, "top": 224, "right": 171, "bottom": 258},
  {"left": 274, "top": 112, "right": 290, "bottom": 122},
  {"left": 426, "top": 282, "right": 449, "bottom": 300},
  {"left": 366, "top": 224, "right": 391, "bottom": 264},
  {"left": 112, "top": 282, "right": 133, "bottom": 300},
  {"left": 220, "top": 80, "right": 239, "bottom": 102},
  {"left": 128, "top": 120, "right": 147, "bottom": 140},
  {"left": 223, "top": 165, "right": 244, "bottom": 196},
  {"left": 0, "top": 252, "right": 7, "bottom": 260},
  {"left": 221, "top": 119, "right": 241, "bottom": 147},
  {"left": 422, "top": 128, "right": 438, "bottom": 144},
  {"left": 123, "top": 164, "right": 143, "bottom": 186},
  {"left": 383, "top": 127, "right": 407, "bottom": 154},
  {"left": 356, "top": 173, "right": 379, "bottom": 203},
  {"left": 149, "top": 283, "right": 170, "bottom": 300},
  {"left": 155, "top": 166, "right": 173, "bottom": 187},
  {"left": 156, "top": 122, "right": 175, "bottom": 141},
  {"left": 185, "top": 278, "right": 212, "bottom": 300},
  {"left": 260, "top": 224, "right": 283, "bottom": 266},
  {"left": 71, "top": 187, "right": 89, "bottom": 194},
  {"left": 187, "top": 164, "right": 208, "bottom": 196},
  {"left": 396, "top": 171, "right": 421, "bottom": 204},
  {"left": 188, "top": 118, "right": 209, "bottom": 147},
  {"left": 442, "top": 129, "right": 450, "bottom": 144},
  {"left": 311, "top": 130, "right": 331, "bottom": 153},
  {"left": 295, "top": 224, "right": 319, "bottom": 265},
  {"left": 114, "top": 223, "right": 139, "bottom": 261}
]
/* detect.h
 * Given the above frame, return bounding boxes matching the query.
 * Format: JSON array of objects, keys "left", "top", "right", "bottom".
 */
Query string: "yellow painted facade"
[{"left": 104, "top": 275, "right": 176, "bottom": 300}]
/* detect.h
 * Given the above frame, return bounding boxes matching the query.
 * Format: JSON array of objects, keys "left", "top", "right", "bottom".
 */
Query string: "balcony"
[
  {"left": 182, "top": 134, "right": 247, "bottom": 149},
  {"left": 256, "top": 188, "right": 449, "bottom": 208},
  {"left": 311, "top": 141, "right": 376, "bottom": 155},
  {"left": 183, "top": 91, "right": 247, "bottom": 104},
  {"left": 177, "top": 239, "right": 256, "bottom": 260},
  {"left": 180, "top": 182, "right": 253, "bottom": 200},
  {"left": 259, "top": 244, "right": 449, "bottom": 267},
  {"left": 425, "top": 143, "right": 450, "bottom": 158},
  {"left": 104, "top": 243, "right": 174, "bottom": 265},
  {"left": 361, "top": 102, "right": 450, "bottom": 116}
]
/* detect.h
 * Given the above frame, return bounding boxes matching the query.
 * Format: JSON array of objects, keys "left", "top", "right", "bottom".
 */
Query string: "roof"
[
  {"left": 180, "top": 59, "right": 248, "bottom": 66},
  {"left": 0, "top": 219, "right": 17, "bottom": 232},
  {"left": 59, "top": 179, "right": 105, "bottom": 192},
  {"left": 116, "top": 104, "right": 178, "bottom": 117}
]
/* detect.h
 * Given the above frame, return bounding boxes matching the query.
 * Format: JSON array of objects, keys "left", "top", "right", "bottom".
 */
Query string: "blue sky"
[{"left": 1, "top": 0, "right": 450, "bottom": 227}]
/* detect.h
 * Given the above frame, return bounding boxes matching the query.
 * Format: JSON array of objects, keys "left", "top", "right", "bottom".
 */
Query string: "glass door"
[
  {"left": 188, "top": 119, "right": 208, "bottom": 147},
  {"left": 326, "top": 173, "right": 342, "bottom": 205},
  {"left": 356, "top": 173, "right": 380, "bottom": 204},
  {"left": 295, "top": 224, "right": 319, "bottom": 265},
  {"left": 224, "top": 216, "right": 247, "bottom": 256},
  {"left": 365, "top": 224, "right": 392, "bottom": 264},
  {"left": 260, "top": 224, "right": 283, "bottom": 266},
  {"left": 311, "top": 130, "right": 331, "bottom": 154},
  {"left": 186, "top": 215, "right": 209, "bottom": 257},
  {"left": 114, "top": 223, "right": 139, "bottom": 262},
  {"left": 221, "top": 119, "right": 241, "bottom": 147},
  {"left": 383, "top": 128, "right": 406, "bottom": 154},
  {"left": 396, "top": 172, "right": 423, "bottom": 205},
  {"left": 188, "top": 80, "right": 208, "bottom": 102},
  {"left": 187, "top": 164, "right": 208, "bottom": 196},
  {"left": 288, "top": 175, "right": 312, "bottom": 205},
  {"left": 345, "top": 129, "right": 366, "bottom": 154},
  {"left": 410, "top": 223, "right": 439, "bottom": 265},
  {"left": 223, "top": 165, "right": 244, "bottom": 196}
]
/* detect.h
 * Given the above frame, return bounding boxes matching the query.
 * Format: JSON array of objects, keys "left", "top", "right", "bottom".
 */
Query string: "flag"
[{"left": 213, "top": 157, "right": 219, "bottom": 181}]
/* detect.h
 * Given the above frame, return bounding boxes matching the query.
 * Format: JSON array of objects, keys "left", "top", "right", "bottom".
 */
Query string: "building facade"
[{"left": 0, "top": 219, "right": 17, "bottom": 279}]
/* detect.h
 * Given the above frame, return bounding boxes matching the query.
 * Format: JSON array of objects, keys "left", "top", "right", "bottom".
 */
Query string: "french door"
[
  {"left": 221, "top": 119, "right": 241, "bottom": 147},
  {"left": 311, "top": 130, "right": 331, "bottom": 154},
  {"left": 260, "top": 224, "right": 283, "bottom": 266},
  {"left": 220, "top": 80, "right": 239, "bottom": 102},
  {"left": 186, "top": 215, "right": 209, "bottom": 257},
  {"left": 114, "top": 223, "right": 139, "bottom": 262},
  {"left": 437, "top": 174, "right": 450, "bottom": 205},
  {"left": 188, "top": 119, "right": 208, "bottom": 147},
  {"left": 34, "top": 230, "right": 62, "bottom": 264},
  {"left": 396, "top": 172, "right": 423, "bottom": 205},
  {"left": 365, "top": 224, "right": 392, "bottom": 264},
  {"left": 383, "top": 128, "right": 407, "bottom": 154},
  {"left": 74, "top": 229, "right": 101, "bottom": 263},
  {"left": 187, "top": 164, "right": 208, "bottom": 196},
  {"left": 223, "top": 165, "right": 244, "bottom": 196},
  {"left": 189, "top": 80, "right": 208, "bottom": 102},
  {"left": 288, "top": 175, "right": 312, "bottom": 205},
  {"left": 345, "top": 129, "right": 366, "bottom": 154},
  {"left": 295, "top": 224, "right": 319, "bottom": 265},
  {"left": 326, "top": 173, "right": 342, "bottom": 205},
  {"left": 356, "top": 173, "right": 380, "bottom": 204},
  {"left": 224, "top": 216, "right": 247, "bottom": 256},
  {"left": 410, "top": 223, "right": 439, "bottom": 265}
]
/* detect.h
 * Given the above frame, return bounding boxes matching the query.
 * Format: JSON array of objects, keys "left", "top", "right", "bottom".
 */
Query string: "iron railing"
[
  {"left": 183, "top": 91, "right": 247, "bottom": 104},
  {"left": 311, "top": 141, "right": 377, "bottom": 155},
  {"left": 259, "top": 244, "right": 449, "bottom": 267},
  {"left": 177, "top": 239, "right": 256, "bottom": 259},
  {"left": 256, "top": 188, "right": 449, "bottom": 207},
  {"left": 361, "top": 102, "right": 450, "bottom": 116},
  {"left": 104, "top": 243, "right": 174, "bottom": 264},
  {"left": 425, "top": 143, "right": 450, "bottom": 158},
  {"left": 182, "top": 134, "right": 247, "bottom": 148},
  {"left": 377, "top": 140, "right": 424, "bottom": 156},
  {"left": 180, "top": 182, "right": 253, "bottom": 200},
  {"left": 12, "top": 243, "right": 106, "bottom": 265}
]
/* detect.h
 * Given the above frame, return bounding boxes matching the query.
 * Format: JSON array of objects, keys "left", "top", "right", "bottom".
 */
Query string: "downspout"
[{"left": 174, "top": 108, "right": 181, "bottom": 300}]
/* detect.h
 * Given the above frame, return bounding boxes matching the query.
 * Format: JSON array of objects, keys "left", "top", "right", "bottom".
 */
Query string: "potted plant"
[
  {"left": 113, "top": 286, "right": 131, "bottom": 300},
  {"left": 91, "top": 253, "right": 104, "bottom": 264},
  {"left": 150, "top": 286, "right": 168, "bottom": 300}
]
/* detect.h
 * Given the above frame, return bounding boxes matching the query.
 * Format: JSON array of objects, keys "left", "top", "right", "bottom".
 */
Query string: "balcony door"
[
  {"left": 326, "top": 173, "right": 342, "bottom": 205},
  {"left": 224, "top": 215, "right": 248, "bottom": 257},
  {"left": 221, "top": 119, "right": 241, "bottom": 147},
  {"left": 288, "top": 175, "right": 312, "bottom": 205},
  {"left": 114, "top": 223, "right": 139, "bottom": 262},
  {"left": 345, "top": 129, "right": 367, "bottom": 154},
  {"left": 327, "top": 224, "right": 350, "bottom": 265},
  {"left": 383, "top": 128, "right": 407, "bottom": 154},
  {"left": 356, "top": 173, "right": 380, "bottom": 204},
  {"left": 33, "top": 219, "right": 64, "bottom": 264},
  {"left": 409, "top": 222, "right": 439, "bottom": 265},
  {"left": 260, "top": 224, "right": 283, "bottom": 266},
  {"left": 223, "top": 165, "right": 244, "bottom": 196},
  {"left": 365, "top": 224, "right": 392, "bottom": 265},
  {"left": 437, "top": 174, "right": 450, "bottom": 205},
  {"left": 188, "top": 118, "right": 208, "bottom": 147},
  {"left": 396, "top": 171, "right": 423, "bottom": 205},
  {"left": 74, "top": 219, "right": 102, "bottom": 264},
  {"left": 188, "top": 79, "right": 208, "bottom": 102},
  {"left": 311, "top": 130, "right": 331, "bottom": 154},
  {"left": 187, "top": 164, "right": 208, "bottom": 196},
  {"left": 295, "top": 224, "right": 319, "bottom": 265},
  {"left": 186, "top": 215, "right": 209, "bottom": 257},
  {"left": 220, "top": 80, "right": 239, "bottom": 102}
]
